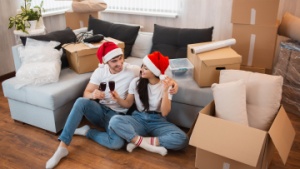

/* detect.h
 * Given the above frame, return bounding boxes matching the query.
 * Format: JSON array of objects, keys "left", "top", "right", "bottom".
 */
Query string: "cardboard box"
[
  {"left": 63, "top": 38, "right": 125, "bottom": 74},
  {"left": 189, "top": 101, "right": 295, "bottom": 169},
  {"left": 65, "top": 11, "right": 99, "bottom": 30},
  {"left": 187, "top": 44, "right": 241, "bottom": 87},
  {"left": 166, "top": 58, "right": 194, "bottom": 80},
  {"left": 232, "top": 23, "right": 279, "bottom": 69},
  {"left": 231, "top": 0, "right": 279, "bottom": 25}
]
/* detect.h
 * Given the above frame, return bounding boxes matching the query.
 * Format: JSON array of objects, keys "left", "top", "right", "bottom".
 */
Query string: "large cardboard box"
[
  {"left": 189, "top": 101, "right": 295, "bottom": 169},
  {"left": 231, "top": 0, "right": 279, "bottom": 25},
  {"left": 187, "top": 43, "right": 241, "bottom": 87},
  {"left": 63, "top": 38, "right": 125, "bottom": 74},
  {"left": 232, "top": 23, "right": 279, "bottom": 69},
  {"left": 65, "top": 11, "right": 99, "bottom": 30}
]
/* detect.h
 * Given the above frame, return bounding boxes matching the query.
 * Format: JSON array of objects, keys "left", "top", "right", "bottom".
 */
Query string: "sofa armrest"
[{"left": 12, "top": 44, "right": 23, "bottom": 71}]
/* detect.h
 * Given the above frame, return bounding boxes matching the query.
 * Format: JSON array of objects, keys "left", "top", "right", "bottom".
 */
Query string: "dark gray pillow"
[
  {"left": 151, "top": 24, "right": 214, "bottom": 59},
  {"left": 88, "top": 16, "right": 140, "bottom": 58},
  {"left": 20, "top": 27, "right": 77, "bottom": 68}
]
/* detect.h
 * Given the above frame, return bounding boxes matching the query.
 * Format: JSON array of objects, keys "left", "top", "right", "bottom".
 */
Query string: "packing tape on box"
[{"left": 191, "top": 38, "right": 236, "bottom": 54}]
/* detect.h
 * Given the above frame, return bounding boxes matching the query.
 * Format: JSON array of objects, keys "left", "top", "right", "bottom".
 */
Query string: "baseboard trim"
[{"left": 0, "top": 72, "right": 15, "bottom": 82}]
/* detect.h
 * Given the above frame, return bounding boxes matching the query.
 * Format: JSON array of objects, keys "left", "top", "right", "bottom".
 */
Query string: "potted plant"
[{"left": 8, "top": 0, "right": 44, "bottom": 34}]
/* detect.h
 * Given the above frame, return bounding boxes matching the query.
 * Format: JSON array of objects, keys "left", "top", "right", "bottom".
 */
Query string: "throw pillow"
[
  {"left": 16, "top": 39, "right": 62, "bottom": 89},
  {"left": 219, "top": 70, "right": 283, "bottom": 131},
  {"left": 130, "top": 32, "right": 153, "bottom": 58},
  {"left": 278, "top": 12, "right": 300, "bottom": 42},
  {"left": 151, "top": 24, "right": 213, "bottom": 59},
  {"left": 211, "top": 80, "right": 249, "bottom": 126},
  {"left": 88, "top": 16, "right": 140, "bottom": 58},
  {"left": 20, "top": 27, "right": 77, "bottom": 68}
]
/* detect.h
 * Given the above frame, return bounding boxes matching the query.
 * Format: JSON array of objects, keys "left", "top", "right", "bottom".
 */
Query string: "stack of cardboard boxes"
[{"left": 231, "top": 0, "right": 280, "bottom": 73}]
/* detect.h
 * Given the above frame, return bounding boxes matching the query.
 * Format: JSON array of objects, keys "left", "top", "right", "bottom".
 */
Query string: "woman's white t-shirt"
[
  {"left": 128, "top": 77, "right": 166, "bottom": 112},
  {"left": 89, "top": 62, "right": 140, "bottom": 113}
]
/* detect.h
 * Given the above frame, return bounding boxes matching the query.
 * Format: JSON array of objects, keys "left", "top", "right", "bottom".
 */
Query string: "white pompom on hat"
[
  {"left": 97, "top": 41, "right": 123, "bottom": 66},
  {"left": 143, "top": 51, "right": 169, "bottom": 80}
]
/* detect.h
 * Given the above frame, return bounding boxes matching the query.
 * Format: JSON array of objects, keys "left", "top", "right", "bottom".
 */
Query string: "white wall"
[{"left": 1, "top": 0, "right": 300, "bottom": 76}]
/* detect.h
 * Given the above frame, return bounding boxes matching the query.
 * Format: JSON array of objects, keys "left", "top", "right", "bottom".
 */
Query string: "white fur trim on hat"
[
  {"left": 143, "top": 56, "right": 161, "bottom": 76},
  {"left": 103, "top": 48, "right": 123, "bottom": 63},
  {"left": 159, "top": 74, "right": 167, "bottom": 80}
]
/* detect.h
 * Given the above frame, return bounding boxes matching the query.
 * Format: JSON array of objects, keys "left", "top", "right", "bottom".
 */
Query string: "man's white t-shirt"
[
  {"left": 128, "top": 77, "right": 169, "bottom": 112},
  {"left": 90, "top": 62, "right": 140, "bottom": 113}
]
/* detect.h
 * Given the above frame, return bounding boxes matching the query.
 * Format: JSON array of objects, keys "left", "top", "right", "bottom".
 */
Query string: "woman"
[{"left": 109, "top": 51, "right": 188, "bottom": 156}]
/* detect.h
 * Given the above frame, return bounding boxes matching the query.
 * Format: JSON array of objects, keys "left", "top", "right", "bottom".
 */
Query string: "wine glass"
[
  {"left": 108, "top": 81, "right": 116, "bottom": 104},
  {"left": 99, "top": 82, "right": 107, "bottom": 104},
  {"left": 109, "top": 81, "right": 115, "bottom": 91},
  {"left": 100, "top": 82, "right": 107, "bottom": 91}
]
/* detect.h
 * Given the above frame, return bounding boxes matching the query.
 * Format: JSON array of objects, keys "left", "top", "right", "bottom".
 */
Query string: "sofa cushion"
[
  {"left": 172, "top": 78, "right": 213, "bottom": 107},
  {"left": 212, "top": 80, "right": 248, "bottom": 126},
  {"left": 88, "top": 16, "right": 140, "bottom": 58},
  {"left": 151, "top": 24, "right": 213, "bottom": 59},
  {"left": 131, "top": 32, "right": 153, "bottom": 58},
  {"left": 219, "top": 70, "right": 283, "bottom": 131},
  {"left": 20, "top": 27, "right": 77, "bottom": 69},
  {"left": 125, "top": 57, "right": 143, "bottom": 67},
  {"left": 16, "top": 39, "right": 63, "bottom": 88},
  {"left": 2, "top": 69, "right": 91, "bottom": 110}
]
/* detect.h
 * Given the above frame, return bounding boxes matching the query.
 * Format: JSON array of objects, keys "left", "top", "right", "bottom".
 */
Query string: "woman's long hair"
[
  {"left": 137, "top": 77, "right": 149, "bottom": 111},
  {"left": 137, "top": 64, "right": 159, "bottom": 111}
]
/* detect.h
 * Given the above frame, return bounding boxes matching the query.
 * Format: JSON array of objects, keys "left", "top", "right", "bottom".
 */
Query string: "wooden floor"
[{"left": 0, "top": 80, "right": 300, "bottom": 169}]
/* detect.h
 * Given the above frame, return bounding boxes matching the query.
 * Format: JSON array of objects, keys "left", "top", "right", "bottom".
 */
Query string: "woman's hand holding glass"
[{"left": 110, "top": 90, "right": 120, "bottom": 102}]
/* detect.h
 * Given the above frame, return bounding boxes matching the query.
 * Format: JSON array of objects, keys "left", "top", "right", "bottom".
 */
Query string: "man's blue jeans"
[
  {"left": 109, "top": 111, "right": 188, "bottom": 150},
  {"left": 58, "top": 97, "right": 124, "bottom": 149}
]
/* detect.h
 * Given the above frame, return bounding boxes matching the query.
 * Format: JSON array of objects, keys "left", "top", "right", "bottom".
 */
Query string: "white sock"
[
  {"left": 46, "top": 146, "right": 69, "bottom": 169},
  {"left": 127, "top": 137, "right": 157, "bottom": 152},
  {"left": 74, "top": 125, "right": 90, "bottom": 136},
  {"left": 133, "top": 136, "right": 167, "bottom": 156}
]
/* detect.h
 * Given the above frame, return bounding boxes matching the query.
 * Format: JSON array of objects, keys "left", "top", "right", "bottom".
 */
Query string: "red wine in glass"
[
  {"left": 95, "top": 82, "right": 106, "bottom": 103},
  {"left": 100, "top": 82, "right": 107, "bottom": 91},
  {"left": 109, "top": 81, "right": 115, "bottom": 91}
]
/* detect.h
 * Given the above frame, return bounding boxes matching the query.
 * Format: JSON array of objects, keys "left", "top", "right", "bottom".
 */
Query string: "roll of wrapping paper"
[{"left": 191, "top": 38, "right": 236, "bottom": 54}]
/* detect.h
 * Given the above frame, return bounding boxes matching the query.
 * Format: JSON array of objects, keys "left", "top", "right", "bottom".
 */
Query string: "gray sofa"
[{"left": 2, "top": 30, "right": 213, "bottom": 133}]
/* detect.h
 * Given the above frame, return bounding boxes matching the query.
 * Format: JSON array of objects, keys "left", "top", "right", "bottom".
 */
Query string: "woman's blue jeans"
[
  {"left": 109, "top": 111, "right": 188, "bottom": 150},
  {"left": 58, "top": 97, "right": 124, "bottom": 150}
]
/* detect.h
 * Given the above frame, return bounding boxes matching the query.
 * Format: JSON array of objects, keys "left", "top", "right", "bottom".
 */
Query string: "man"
[{"left": 46, "top": 42, "right": 177, "bottom": 168}]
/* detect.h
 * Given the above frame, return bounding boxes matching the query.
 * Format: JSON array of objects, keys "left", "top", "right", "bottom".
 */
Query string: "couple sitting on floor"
[{"left": 46, "top": 42, "right": 188, "bottom": 169}]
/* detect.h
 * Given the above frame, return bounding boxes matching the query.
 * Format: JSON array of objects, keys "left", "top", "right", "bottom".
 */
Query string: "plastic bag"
[{"left": 72, "top": 0, "right": 107, "bottom": 13}]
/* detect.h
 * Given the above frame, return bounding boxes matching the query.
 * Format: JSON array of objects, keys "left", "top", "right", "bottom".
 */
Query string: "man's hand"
[{"left": 91, "top": 89, "right": 105, "bottom": 100}]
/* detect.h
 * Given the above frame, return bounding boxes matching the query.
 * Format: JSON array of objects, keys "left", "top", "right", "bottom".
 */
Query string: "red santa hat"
[
  {"left": 97, "top": 41, "right": 123, "bottom": 65},
  {"left": 143, "top": 51, "right": 169, "bottom": 80}
]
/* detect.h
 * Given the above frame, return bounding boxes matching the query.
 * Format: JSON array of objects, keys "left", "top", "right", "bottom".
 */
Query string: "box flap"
[
  {"left": 198, "top": 47, "right": 242, "bottom": 67},
  {"left": 189, "top": 102, "right": 267, "bottom": 167},
  {"left": 63, "top": 43, "right": 95, "bottom": 53},
  {"left": 269, "top": 106, "right": 295, "bottom": 164}
]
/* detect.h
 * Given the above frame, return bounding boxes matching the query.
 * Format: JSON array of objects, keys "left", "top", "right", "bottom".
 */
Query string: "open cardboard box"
[
  {"left": 189, "top": 101, "right": 295, "bottom": 169},
  {"left": 63, "top": 37, "right": 124, "bottom": 74},
  {"left": 187, "top": 43, "right": 241, "bottom": 87}
]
